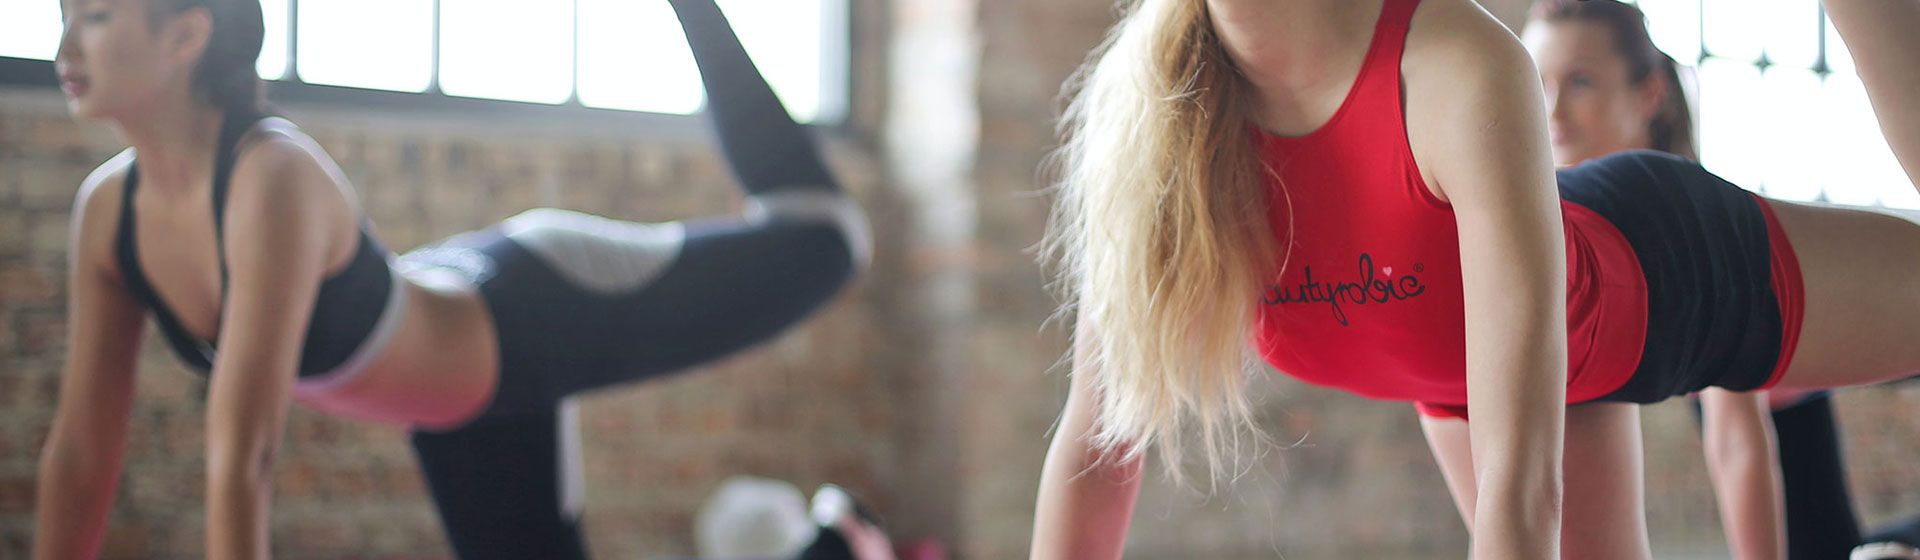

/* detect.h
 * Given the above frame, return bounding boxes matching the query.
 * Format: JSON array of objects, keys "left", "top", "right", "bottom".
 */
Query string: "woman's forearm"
[
  {"left": 1701, "top": 390, "right": 1786, "bottom": 560},
  {"left": 1707, "top": 458, "right": 1786, "bottom": 560},
  {"left": 1470, "top": 452, "right": 1563, "bottom": 559},
  {"left": 207, "top": 465, "right": 275, "bottom": 560},
  {"left": 32, "top": 440, "right": 126, "bottom": 560},
  {"left": 1465, "top": 361, "right": 1566, "bottom": 559},
  {"left": 1031, "top": 428, "right": 1143, "bottom": 559}
]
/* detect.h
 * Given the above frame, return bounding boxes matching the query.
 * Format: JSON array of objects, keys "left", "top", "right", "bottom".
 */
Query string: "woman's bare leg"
[
  {"left": 1822, "top": 0, "right": 1920, "bottom": 189},
  {"left": 1561, "top": 403, "right": 1652, "bottom": 560},
  {"left": 1420, "top": 412, "right": 1480, "bottom": 527},
  {"left": 1766, "top": 199, "right": 1920, "bottom": 390},
  {"left": 1420, "top": 403, "right": 1652, "bottom": 559}
]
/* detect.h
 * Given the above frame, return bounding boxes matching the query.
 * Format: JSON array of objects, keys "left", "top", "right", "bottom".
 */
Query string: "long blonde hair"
[{"left": 1043, "top": 0, "right": 1280, "bottom": 480}]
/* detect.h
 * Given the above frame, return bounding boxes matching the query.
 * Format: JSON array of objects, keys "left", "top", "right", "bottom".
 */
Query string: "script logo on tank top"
[{"left": 1262, "top": 253, "right": 1427, "bottom": 326}]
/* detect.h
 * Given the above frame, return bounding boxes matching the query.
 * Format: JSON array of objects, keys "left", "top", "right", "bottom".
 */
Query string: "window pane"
[
  {"left": 1753, "top": 67, "right": 1822, "bottom": 202},
  {"left": 1702, "top": 0, "right": 1761, "bottom": 61},
  {"left": 1697, "top": 58, "right": 1765, "bottom": 195},
  {"left": 722, "top": 0, "right": 822, "bottom": 122},
  {"left": 0, "top": 0, "right": 62, "bottom": 60},
  {"left": 1638, "top": 0, "right": 1702, "bottom": 64},
  {"left": 578, "top": 0, "right": 822, "bottom": 121},
  {"left": 1824, "top": 17, "right": 1855, "bottom": 75},
  {"left": 440, "top": 0, "right": 574, "bottom": 104},
  {"left": 1820, "top": 75, "right": 1917, "bottom": 208},
  {"left": 1761, "top": 0, "right": 1820, "bottom": 69},
  {"left": 257, "top": 0, "right": 290, "bottom": 79},
  {"left": 298, "top": 0, "right": 433, "bottom": 93},
  {"left": 578, "top": 0, "right": 701, "bottom": 114}
]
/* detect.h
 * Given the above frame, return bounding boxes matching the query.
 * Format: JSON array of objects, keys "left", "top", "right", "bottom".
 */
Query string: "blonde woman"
[{"left": 1031, "top": 0, "right": 1920, "bottom": 558}]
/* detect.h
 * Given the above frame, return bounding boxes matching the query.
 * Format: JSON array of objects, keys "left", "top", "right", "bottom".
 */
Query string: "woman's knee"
[{"left": 745, "top": 189, "right": 873, "bottom": 271}]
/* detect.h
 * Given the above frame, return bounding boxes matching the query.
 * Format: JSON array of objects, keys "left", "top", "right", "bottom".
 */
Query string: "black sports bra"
[{"left": 113, "top": 112, "right": 403, "bottom": 387}]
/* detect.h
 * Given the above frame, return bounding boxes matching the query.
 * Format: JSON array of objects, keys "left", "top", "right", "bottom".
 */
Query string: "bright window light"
[
  {"left": 256, "top": 0, "right": 289, "bottom": 79},
  {"left": 297, "top": 0, "right": 434, "bottom": 93},
  {"left": 578, "top": 0, "right": 702, "bottom": 114},
  {"left": 723, "top": 0, "right": 823, "bottom": 123},
  {"left": 1701, "top": 0, "right": 1761, "bottom": 61},
  {"left": 1760, "top": 0, "right": 1819, "bottom": 69},
  {"left": 1697, "top": 58, "right": 1765, "bottom": 195},
  {"left": 578, "top": 0, "right": 823, "bottom": 121},
  {"left": 1822, "top": 75, "right": 1918, "bottom": 209},
  {"left": 1753, "top": 67, "right": 1822, "bottom": 202},
  {"left": 1637, "top": 0, "right": 1702, "bottom": 64},
  {"left": 0, "top": 0, "right": 62, "bottom": 61},
  {"left": 440, "top": 0, "right": 575, "bottom": 104},
  {"left": 1824, "top": 19, "right": 1855, "bottom": 75}
]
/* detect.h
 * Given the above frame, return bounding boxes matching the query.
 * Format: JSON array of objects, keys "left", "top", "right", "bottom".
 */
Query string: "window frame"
[{"left": 0, "top": 0, "right": 855, "bottom": 131}]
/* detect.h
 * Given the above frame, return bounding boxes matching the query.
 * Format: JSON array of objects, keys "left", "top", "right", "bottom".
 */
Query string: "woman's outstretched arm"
[
  {"left": 1698, "top": 388, "right": 1787, "bottom": 560},
  {"left": 202, "top": 136, "right": 344, "bottom": 560},
  {"left": 34, "top": 158, "right": 148, "bottom": 560},
  {"left": 1408, "top": 2, "right": 1569, "bottom": 557},
  {"left": 1031, "top": 317, "right": 1143, "bottom": 560}
]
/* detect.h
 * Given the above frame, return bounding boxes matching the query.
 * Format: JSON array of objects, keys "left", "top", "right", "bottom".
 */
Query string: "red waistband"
[{"left": 1751, "top": 194, "right": 1806, "bottom": 390}]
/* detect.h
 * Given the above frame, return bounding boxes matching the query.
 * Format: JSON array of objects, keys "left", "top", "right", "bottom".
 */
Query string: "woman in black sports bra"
[{"left": 34, "top": 0, "right": 867, "bottom": 558}]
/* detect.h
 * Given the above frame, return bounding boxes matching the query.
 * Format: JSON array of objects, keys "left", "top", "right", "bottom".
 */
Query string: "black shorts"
[{"left": 1558, "top": 151, "right": 1802, "bottom": 405}]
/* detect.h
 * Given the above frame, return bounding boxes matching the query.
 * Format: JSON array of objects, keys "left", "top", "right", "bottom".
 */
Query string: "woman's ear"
[
  {"left": 162, "top": 5, "right": 212, "bottom": 71},
  {"left": 1637, "top": 70, "right": 1669, "bottom": 121}
]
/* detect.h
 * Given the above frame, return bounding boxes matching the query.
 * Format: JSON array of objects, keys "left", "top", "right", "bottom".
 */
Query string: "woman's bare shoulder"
[
  {"left": 1402, "top": 0, "right": 1535, "bottom": 81},
  {"left": 226, "top": 117, "right": 360, "bottom": 223},
  {"left": 1399, "top": 0, "right": 1552, "bottom": 201},
  {"left": 48, "top": 148, "right": 141, "bottom": 286}
]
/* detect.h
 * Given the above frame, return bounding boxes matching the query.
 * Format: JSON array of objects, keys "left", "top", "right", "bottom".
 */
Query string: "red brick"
[
  {"left": 17, "top": 161, "right": 84, "bottom": 211},
  {"left": 0, "top": 476, "right": 34, "bottom": 514},
  {"left": 28, "top": 215, "right": 68, "bottom": 258},
  {"left": 98, "top": 524, "right": 154, "bottom": 559},
  {"left": 278, "top": 515, "right": 358, "bottom": 555},
  {"left": 0, "top": 318, "right": 15, "bottom": 356},
  {"left": 27, "top": 118, "right": 101, "bottom": 156},
  {"left": 17, "top": 310, "right": 65, "bottom": 354},
  {"left": 0, "top": 264, "right": 57, "bottom": 302},
  {"left": 0, "top": 211, "right": 26, "bottom": 258},
  {"left": 0, "top": 373, "right": 53, "bottom": 409}
]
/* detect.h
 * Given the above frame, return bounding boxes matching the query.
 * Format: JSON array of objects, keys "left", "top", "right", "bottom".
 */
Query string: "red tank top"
[{"left": 1249, "top": 0, "right": 1648, "bottom": 418}]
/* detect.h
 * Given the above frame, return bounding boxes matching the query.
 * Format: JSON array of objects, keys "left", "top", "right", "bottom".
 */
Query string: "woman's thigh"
[
  {"left": 1765, "top": 199, "right": 1920, "bottom": 390},
  {"left": 1420, "top": 412, "right": 1479, "bottom": 528},
  {"left": 1562, "top": 402, "right": 1652, "bottom": 560}
]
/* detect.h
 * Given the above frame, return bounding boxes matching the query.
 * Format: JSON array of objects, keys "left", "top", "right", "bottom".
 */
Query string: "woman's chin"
[{"left": 64, "top": 97, "right": 105, "bottom": 120}]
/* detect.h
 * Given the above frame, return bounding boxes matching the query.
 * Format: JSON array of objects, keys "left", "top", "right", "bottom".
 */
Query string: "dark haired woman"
[
  {"left": 1031, "top": 0, "right": 1920, "bottom": 557},
  {"left": 1522, "top": 3, "right": 1920, "bottom": 559},
  {"left": 1524, "top": 2, "right": 1852, "bottom": 558},
  {"left": 33, "top": 0, "right": 867, "bottom": 558}
]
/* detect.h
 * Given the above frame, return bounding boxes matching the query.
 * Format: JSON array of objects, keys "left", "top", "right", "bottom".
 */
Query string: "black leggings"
[
  {"left": 1772, "top": 394, "right": 1862, "bottom": 560},
  {"left": 402, "top": 0, "right": 863, "bottom": 557}
]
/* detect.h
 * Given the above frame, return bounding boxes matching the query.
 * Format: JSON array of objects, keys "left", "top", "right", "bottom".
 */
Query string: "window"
[
  {"left": 298, "top": 0, "right": 435, "bottom": 93},
  {"left": 1635, "top": 0, "right": 1916, "bottom": 208},
  {"left": 0, "top": 0, "right": 61, "bottom": 61},
  {"left": 0, "top": 0, "right": 848, "bottom": 124},
  {"left": 440, "top": 0, "right": 575, "bottom": 104}
]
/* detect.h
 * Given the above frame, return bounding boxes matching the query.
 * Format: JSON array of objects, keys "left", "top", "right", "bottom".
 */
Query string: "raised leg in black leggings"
[{"left": 404, "top": 0, "right": 868, "bottom": 557}]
